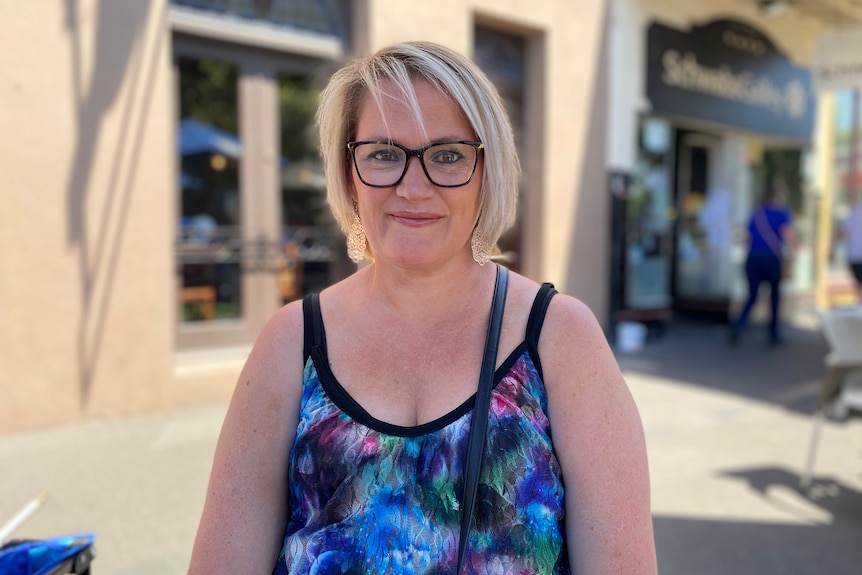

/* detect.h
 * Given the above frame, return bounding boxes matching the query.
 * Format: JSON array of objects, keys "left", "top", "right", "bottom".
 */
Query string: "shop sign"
[
  {"left": 646, "top": 19, "right": 815, "bottom": 141},
  {"left": 814, "top": 26, "right": 862, "bottom": 91}
]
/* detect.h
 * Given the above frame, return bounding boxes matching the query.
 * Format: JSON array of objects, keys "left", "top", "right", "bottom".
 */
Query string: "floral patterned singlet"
[{"left": 273, "top": 283, "right": 569, "bottom": 574}]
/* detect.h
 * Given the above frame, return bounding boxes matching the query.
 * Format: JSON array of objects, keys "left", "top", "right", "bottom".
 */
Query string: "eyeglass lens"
[{"left": 351, "top": 142, "right": 479, "bottom": 187}]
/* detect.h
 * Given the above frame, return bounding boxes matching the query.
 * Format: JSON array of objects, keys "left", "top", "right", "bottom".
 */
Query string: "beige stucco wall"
[{"left": 0, "top": 0, "right": 174, "bottom": 431}]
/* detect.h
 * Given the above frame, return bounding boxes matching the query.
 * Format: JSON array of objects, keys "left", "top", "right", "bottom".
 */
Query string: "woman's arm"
[
  {"left": 540, "top": 295, "right": 657, "bottom": 574},
  {"left": 188, "top": 301, "right": 306, "bottom": 574}
]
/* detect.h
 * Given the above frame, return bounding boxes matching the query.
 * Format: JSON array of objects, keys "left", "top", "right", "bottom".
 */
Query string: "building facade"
[
  {"left": 1, "top": 0, "right": 611, "bottom": 431},
  {"left": 3, "top": 0, "right": 857, "bottom": 432},
  {"left": 606, "top": 0, "right": 862, "bottom": 326}
]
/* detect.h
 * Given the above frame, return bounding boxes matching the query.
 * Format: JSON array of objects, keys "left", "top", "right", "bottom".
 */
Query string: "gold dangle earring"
[
  {"left": 347, "top": 206, "right": 366, "bottom": 263},
  {"left": 471, "top": 225, "right": 492, "bottom": 266}
]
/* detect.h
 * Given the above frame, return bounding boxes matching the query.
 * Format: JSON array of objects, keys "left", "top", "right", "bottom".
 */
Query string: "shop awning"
[{"left": 178, "top": 117, "right": 242, "bottom": 159}]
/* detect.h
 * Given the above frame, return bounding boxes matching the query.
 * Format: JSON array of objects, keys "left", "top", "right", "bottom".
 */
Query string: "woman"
[
  {"left": 730, "top": 185, "right": 795, "bottom": 346},
  {"left": 189, "top": 41, "right": 656, "bottom": 574}
]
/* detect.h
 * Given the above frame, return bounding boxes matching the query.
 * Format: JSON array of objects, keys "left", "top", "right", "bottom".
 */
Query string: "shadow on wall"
[
  {"left": 654, "top": 466, "right": 862, "bottom": 575},
  {"left": 63, "top": 0, "right": 160, "bottom": 405}
]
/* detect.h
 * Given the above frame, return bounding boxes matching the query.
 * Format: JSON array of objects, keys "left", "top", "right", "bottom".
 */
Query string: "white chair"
[{"left": 799, "top": 307, "right": 862, "bottom": 490}]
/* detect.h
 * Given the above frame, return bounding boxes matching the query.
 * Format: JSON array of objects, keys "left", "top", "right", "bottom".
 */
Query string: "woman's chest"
[{"left": 326, "top": 329, "right": 489, "bottom": 427}]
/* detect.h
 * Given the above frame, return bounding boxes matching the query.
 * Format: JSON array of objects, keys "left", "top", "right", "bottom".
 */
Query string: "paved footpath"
[
  {"left": 1, "top": 317, "right": 861, "bottom": 574},
  {"left": 620, "top": 318, "right": 862, "bottom": 575}
]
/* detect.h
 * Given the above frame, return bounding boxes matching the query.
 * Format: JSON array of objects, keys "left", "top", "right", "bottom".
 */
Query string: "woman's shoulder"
[
  {"left": 240, "top": 299, "right": 307, "bottom": 400},
  {"left": 528, "top": 279, "right": 600, "bottom": 331},
  {"left": 536, "top": 288, "right": 620, "bottom": 389},
  {"left": 263, "top": 298, "right": 305, "bottom": 346}
]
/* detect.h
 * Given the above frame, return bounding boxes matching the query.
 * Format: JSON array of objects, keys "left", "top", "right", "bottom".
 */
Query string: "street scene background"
[{"left": 3, "top": 1, "right": 862, "bottom": 573}]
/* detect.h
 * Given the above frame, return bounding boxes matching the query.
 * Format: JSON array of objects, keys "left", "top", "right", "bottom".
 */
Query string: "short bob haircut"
[{"left": 316, "top": 41, "right": 520, "bottom": 260}]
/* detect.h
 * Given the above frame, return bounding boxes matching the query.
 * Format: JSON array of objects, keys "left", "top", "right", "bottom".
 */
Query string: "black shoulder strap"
[
  {"left": 526, "top": 283, "right": 557, "bottom": 346},
  {"left": 301, "top": 293, "right": 324, "bottom": 361},
  {"left": 457, "top": 264, "right": 508, "bottom": 574},
  {"left": 526, "top": 283, "right": 557, "bottom": 377}
]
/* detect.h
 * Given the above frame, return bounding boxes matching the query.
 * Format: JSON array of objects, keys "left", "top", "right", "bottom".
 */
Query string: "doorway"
[{"left": 673, "top": 131, "right": 733, "bottom": 318}]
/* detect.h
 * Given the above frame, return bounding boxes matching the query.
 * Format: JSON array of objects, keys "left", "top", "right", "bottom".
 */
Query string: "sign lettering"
[{"left": 646, "top": 19, "right": 815, "bottom": 141}]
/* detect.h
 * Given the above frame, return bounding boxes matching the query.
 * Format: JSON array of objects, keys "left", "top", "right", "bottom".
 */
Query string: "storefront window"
[
  {"left": 177, "top": 57, "right": 243, "bottom": 323},
  {"left": 627, "top": 118, "right": 673, "bottom": 309},
  {"left": 278, "top": 73, "right": 348, "bottom": 303}
]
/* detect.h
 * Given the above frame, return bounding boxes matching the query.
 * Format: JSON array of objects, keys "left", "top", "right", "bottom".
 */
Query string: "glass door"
[{"left": 674, "top": 132, "right": 732, "bottom": 315}]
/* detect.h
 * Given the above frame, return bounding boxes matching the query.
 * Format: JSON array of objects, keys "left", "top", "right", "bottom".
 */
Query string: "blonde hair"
[{"left": 316, "top": 41, "right": 519, "bottom": 258}]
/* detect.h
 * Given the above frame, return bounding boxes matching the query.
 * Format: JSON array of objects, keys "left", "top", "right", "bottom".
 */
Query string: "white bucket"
[{"left": 616, "top": 321, "right": 647, "bottom": 353}]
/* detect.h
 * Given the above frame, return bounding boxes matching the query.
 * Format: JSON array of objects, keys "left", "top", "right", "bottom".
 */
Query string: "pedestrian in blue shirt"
[{"left": 730, "top": 185, "right": 796, "bottom": 346}]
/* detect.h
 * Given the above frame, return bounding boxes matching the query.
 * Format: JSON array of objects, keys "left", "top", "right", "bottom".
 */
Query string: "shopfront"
[{"left": 609, "top": 12, "right": 817, "bottom": 326}]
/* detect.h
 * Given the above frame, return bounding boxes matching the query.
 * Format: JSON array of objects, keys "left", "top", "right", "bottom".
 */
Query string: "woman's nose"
[{"left": 396, "top": 155, "right": 433, "bottom": 198}]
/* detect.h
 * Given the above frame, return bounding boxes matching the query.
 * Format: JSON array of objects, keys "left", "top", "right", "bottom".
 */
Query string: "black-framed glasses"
[{"left": 346, "top": 140, "right": 483, "bottom": 188}]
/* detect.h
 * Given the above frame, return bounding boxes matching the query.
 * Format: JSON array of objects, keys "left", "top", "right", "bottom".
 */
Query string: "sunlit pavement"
[
  {"left": 1, "top": 315, "right": 861, "bottom": 574},
  {"left": 0, "top": 405, "right": 225, "bottom": 574},
  {"left": 621, "top": 316, "right": 862, "bottom": 575}
]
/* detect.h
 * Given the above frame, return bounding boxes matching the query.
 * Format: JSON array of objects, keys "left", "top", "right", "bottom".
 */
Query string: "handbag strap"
[
  {"left": 753, "top": 207, "right": 783, "bottom": 258},
  {"left": 456, "top": 264, "right": 509, "bottom": 575}
]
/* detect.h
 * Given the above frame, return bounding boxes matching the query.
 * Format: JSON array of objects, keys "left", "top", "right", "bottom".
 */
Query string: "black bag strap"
[{"left": 456, "top": 264, "right": 509, "bottom": 574}]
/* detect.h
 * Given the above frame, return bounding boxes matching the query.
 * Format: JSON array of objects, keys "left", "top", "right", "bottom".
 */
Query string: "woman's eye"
[
  {"left": 369, "top": 149, "right": 400, "bottom": 162},
  {"left": 431, "top": 150, "right": 464, "bottom": 164}
]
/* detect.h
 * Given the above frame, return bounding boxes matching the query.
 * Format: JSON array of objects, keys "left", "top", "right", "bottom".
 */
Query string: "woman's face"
[{"left": 350, "top": 79, "right": 483, "bottom": 269}]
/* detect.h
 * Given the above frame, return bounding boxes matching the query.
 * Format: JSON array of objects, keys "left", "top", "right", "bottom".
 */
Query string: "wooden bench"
[{"left": 180, "top": 286, "right": 216, "bottom": 320}]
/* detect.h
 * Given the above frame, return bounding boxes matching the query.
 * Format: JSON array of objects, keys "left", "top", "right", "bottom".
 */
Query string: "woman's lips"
[{"left": 389, "top": 212, "right": 442, "bottom": 227}]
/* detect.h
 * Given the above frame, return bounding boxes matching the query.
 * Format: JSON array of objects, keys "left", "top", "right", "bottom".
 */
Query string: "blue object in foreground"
[{"left": 0, "top": 534, "right": 95, "bottom": 575}]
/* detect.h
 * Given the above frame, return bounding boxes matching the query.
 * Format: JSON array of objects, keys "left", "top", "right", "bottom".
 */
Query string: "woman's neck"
[{"left": 361, "top": 258, "right": 497, "bottom": 323}]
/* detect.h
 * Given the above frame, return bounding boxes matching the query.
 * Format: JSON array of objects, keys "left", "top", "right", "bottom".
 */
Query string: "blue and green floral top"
[{"left": 273, "top": 284, "right": 568, "bottom": 574}]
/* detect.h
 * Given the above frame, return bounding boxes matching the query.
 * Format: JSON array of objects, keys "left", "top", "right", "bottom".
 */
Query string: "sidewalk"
[
  {"left": 1, "top": 317, "right": 861, "bottom": 574},
  {"left": 620, "top": 316, "right": 862, "bottom": 574}
]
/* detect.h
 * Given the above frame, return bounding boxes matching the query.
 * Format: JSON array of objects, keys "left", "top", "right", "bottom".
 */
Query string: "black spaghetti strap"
[
  {"left": 527, "top": 283, "right": 557, "bottom": 345},
  {"left": 526, "top": 283, "right": 557, "bottom": 380},
  {"left": 301, "top": 293, "right": 325, "bottom": 361},
  {"left": 311, "top": 294, "right": 324, "bottom": 348}
]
